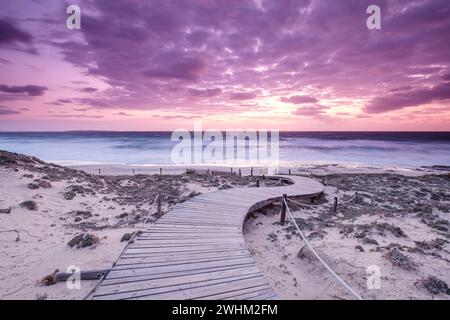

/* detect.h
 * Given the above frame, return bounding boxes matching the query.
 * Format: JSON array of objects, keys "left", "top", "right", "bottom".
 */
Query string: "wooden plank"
[
  {"left": 107, "top": 257, "right": 257, "bottom": 279},
  {"left": 96, "top": 275, "right": 270, "bottom": 300},
  {"left": 95, "top": 266, "right": 262, "bottom": 296},
  {"left": 115, "top": 253, "right": 252, "bottom": 268},
  {"left": 101, "top": 264, "right": 259, "bottom": 286}
]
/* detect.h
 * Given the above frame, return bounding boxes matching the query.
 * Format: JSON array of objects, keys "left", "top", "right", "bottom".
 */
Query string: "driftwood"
[
  {"left": 54, "top": 269, "right": 110, "bottom": 282},
  {"left": 0, "top": 207, "right": 11, "bottom": 214}
]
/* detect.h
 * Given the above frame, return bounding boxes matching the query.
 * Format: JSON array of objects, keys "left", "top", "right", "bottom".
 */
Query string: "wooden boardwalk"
[{"left": 92, "top": 175, "right": 324, "bottom": 300}]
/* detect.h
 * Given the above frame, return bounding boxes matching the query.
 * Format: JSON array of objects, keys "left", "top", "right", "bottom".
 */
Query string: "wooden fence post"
[
  {"left": 333, "top": 197, "right": 338, "bottom": 212},
  {"left": 98, "top": 168, "right": 101, "bottom": 175},
  {"left": 288, "top": 169, "right": 291, "bottom": 175},
  {"left": 157, "top": 194, "right": 162, "bottom": 216},
  {"left": 280, "top": 194, "right": 287, "bottom": 225},
  {"left": 256, "top": 180, "right": 260, "bottom": 187},
  {"left": 160, "top": 168, "right": 162, "bottom": 175},
  {"left": 250, "top": 167, "right": 253, "bottom": 176},
  {"left": 239, "top": 168, "right": 242, "bottom": 177}
]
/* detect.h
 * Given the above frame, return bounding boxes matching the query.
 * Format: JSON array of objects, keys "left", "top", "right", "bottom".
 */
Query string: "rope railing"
[
  {"left": 287, "top": 192, "right": 358, "bottom": 211},
  {"left": 287, "top": 197, "right": 327, "bottom": 208},
  {"left": 283, "top": 197, "right": 363, "bottom": 300},
  {"left": 341, "top": 192, "right": 358, "bottom": 204}
]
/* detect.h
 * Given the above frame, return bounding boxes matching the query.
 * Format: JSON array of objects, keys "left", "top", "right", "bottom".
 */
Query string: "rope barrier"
[
  {"left": 287, "top": 197, "right": 328, "bottom": 208},
  {"left": 341, "top": 192, "right": 358, "bottom": 204},
  {"left": 283, "top": 198, "right": 363, "bottom": 300},
  {"left": 287, "top": 192, "right": 358, "bottom": 208},
  {"left": 83, "top": 194, "right": 160, "bottom": 300}
]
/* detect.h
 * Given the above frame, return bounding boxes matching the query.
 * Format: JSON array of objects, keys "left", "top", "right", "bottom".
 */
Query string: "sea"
[{"left": 0, "top": 131, "right": 449, "bottom": 169}]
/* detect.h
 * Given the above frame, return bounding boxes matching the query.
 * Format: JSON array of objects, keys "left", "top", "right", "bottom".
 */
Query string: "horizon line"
[{"left": 1, "top": 130, "right": 450, "bottom": 133}]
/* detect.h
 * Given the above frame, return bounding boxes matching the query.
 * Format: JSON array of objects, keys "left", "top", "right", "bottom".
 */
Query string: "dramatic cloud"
[
  {"left": 0, "top": 85, "right": 47, "bottom": 96},
  {"left": 365, "top": 82, "right": 450, "bottom": 113},
  {"left": 281, "top": 96, "right": 318, "bottom": 104},
  {"left": 39, "top": 0, "right": 450, "bottom": 116},
  {"left": 0, "top": 0, "right": 449, "bottom": 129},
  {"left": 0, "top": 19, "right": 32, "bottom": 44}
]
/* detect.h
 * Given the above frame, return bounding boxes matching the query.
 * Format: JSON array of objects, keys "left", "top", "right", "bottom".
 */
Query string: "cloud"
[
  {"left": 80, "top": 87, "right": 98, "bottom": 93},
  {"left": 281, "top": 95, "right": 318, "bottom": 104},
  {"left": 0, "top": 19, "right": 33, "bottom": 44},
  {"left": 142, "top": 57, "right": 206, "bottom": 81},
  {"left": 154, "top": 114, "right": 200, "bottom": 120},
  {"left": 2, "top": 0, "right": 449, "bottom": 122},
  {"left": 188, "top": 88, "right": 222, "bottom": 98},
  {"left": 293, "top": 105, "right": 327, "bottom": 117},
  {"left": 114, "top": 112, "right": 132, "bottom": 116},
  {"left": 0, "top": 84, "right": 47, "bottom": 96},
  {"left": 365, "top": 82, "right": 450, "bottom": 113},
  {"left": 229, "top": 92, "right": 257, "bottom": 100},
  {"left": 0, "top": 57, "right": 11, "bottom": 64},
  {"left": 51, "top": 114, "right": 104, "bottom": 118},
  {"left": 0, "top": 106, "right": 21, "bottom": 115}
]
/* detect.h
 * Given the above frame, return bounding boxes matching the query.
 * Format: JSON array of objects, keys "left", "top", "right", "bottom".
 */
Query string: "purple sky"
[{"left": 0, "top": 0, "right": 449, "bottom": 131}]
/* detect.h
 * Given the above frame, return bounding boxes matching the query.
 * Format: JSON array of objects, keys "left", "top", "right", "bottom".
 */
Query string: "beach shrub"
[
  {"left": 67, "top": 233, "right": 99, "bottom": 249},
  {"left": 19, "top": 200, "right": 38, "bottom": 211}
]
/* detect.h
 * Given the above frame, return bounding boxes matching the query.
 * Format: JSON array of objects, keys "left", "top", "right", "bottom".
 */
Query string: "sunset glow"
[{"left": 0, "top": 0, "right": 449, "bottom": 131}]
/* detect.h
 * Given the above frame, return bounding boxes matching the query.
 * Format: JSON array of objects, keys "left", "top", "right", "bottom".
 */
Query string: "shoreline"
[{"left": 68, "top": 163, "right": 449, "bottom": 177}]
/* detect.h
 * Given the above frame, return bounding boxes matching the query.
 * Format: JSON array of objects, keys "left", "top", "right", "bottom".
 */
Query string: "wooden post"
[
  {"left": 230, "top": 168, "right": 233, "bottom": 175},
  {"left": 132, "top": 169, "right": 135, "bottom": 175},
  {"left": 250, "top": 167, "right": 253, "bottom": 176},
  {"left": 333, "top": 197, "right": 338, "bottom": 212},
  {"left": 262, "top": 174, "right": 265, "bottom": 179},
  {"left": 98, "top": 168, "right": 101, "bottom": 175},
  {"left": 239, "top": 168, "right": 242, "bottom": 177},
  {"left": 281, "top": 179, "right": 284, "bottom": 186},
  {"left": 280, "top": 194, "right": 287, "bottom": 225},
  {"left": 157, "top": 194, "right": 162, "bottom": 216},
  {"left": 288, "top": 169, "right": 291, "bottom": 175},
  {"left": 256, "top": 180, "right": 260, "bottom": 187},
  {"left": 160, "top": 168, "right": 162, "bottom": 175}
]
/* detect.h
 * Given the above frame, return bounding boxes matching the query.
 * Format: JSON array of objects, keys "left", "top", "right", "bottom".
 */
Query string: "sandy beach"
[{"left": 1, "top": 150, "right": 449, "bottom": 300}]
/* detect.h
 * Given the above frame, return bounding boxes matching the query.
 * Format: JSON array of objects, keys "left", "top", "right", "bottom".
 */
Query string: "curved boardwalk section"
[{"left": 92, "top": 176, "right": 324, "bottom": 300}]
